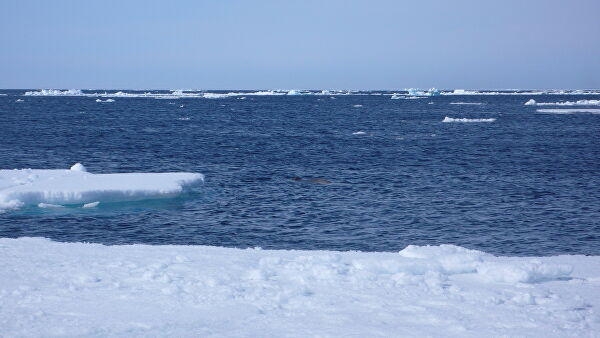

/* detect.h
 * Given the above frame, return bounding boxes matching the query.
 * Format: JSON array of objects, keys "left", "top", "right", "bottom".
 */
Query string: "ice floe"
[
  {"left": 19, "top": 88, "right": 600, "bottom": 99},
  {"left": 406, "top": 88, "right": 441, "bottom": 97},
  {"left": 443, "top": 117, "right": 496, "bottom": 123},
  {"left": 1, "top": 238, "right": 598, "bottom": 336},
  {"left": 0, "top": 164, "right": 204, "bottom": 211},
  {"left": 449, "top": 102, "right": 483, "bottom": 105},
  {"left": 536, "top": 109, "right": 600, "bottom": 114},
  {"left": 525, "top": 99, "right": 600, "bottom": 106}
]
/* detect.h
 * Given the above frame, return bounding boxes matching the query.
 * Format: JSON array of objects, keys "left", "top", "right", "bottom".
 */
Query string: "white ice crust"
[
  {"left": 443, "top": 117, "right": 496, "bottom": 123},
  {"left": 1, "top": 238, "right": 598, "bottom": 336},
  {"left": 0, "top": 165, "right": 204, "bottom": 211},
  {"left": 525, "top": 99, "right": 600, "bottom": 106},
  {"left": 536, "top": 109, "right": 600, "bottom": 114}
]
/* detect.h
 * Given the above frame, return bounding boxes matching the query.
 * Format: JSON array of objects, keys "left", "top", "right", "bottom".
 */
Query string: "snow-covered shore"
[{"left": 1, "top": 237, "right": 598, "bottom": 336}]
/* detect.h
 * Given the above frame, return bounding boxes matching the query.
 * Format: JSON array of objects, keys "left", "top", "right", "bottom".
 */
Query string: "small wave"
[
  {"left": 449, "top": 102, "right": 483, "bottom": 105},
  {"left": 443, "top": 117, "right": 496, "bottom": 123},
  {"left": 536, "top": 109, "right": 600, "bottom": 114}
]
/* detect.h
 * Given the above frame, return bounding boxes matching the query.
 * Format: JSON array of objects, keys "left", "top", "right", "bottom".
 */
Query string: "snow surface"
[
  {"left": 0, "top": 165, "right": 204, "bottom": 211},
  {"left": 443, "top": 117, "right": 496, "bottom": 123},
  {"left": 1, "top": 238, "right": 599, "bottom": 336}
]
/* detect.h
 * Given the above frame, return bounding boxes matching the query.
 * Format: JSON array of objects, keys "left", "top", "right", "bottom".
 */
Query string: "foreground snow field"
[{"left": 1, "top": 238, "right": 599, "bottom": 337}]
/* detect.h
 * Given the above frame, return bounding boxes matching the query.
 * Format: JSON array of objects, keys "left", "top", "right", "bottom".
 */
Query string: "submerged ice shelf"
[
  {"left": 1, "top": 237, "right": 599, "bottom": 336},
  {"left": 0, "top": 163, "right": 204, "bottom": 211}
]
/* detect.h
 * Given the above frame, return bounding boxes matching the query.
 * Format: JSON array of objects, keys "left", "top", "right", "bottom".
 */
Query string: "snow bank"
[
  {"left": 0, "top": 165, "right": 204, "bottom": 211},
  {"left": 1, "top": 238, "right": 598, "bottom": 336},
  {"left": 443, "top": 117, "right": 496, "bottom": 123}
]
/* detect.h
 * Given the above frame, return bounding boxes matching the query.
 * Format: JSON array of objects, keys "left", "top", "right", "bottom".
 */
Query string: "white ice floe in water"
[
  {"left": 23, "top": 89, "right": 84, "bottom": 96},
  {"left": 443, "top": 117, "right": 496, "bottom": 123},
  {"left": 95, "top": 98, "right": 115, "bottom": 103},
  {"left": 37, "top": 203, "right": 64, "bottom": 208},
  {"left": 525, "top": 99, "right": 537, "bottom": 105},
  {"left": 82, "top": 201, "right": 100, "bottom": 208},
  {"left": 445, "top": 89, "right": 600, "bottom": 95},
  {"left": 449, "top": 102, "right": 483, "bottom": 105},
  {"left": 1, "top": 238, "right": 598, "bottom": 336},
  {"left": 353, "top": 104, "right": 363, "bottom": 107},
  {"left": 407, "top": 88, "right": 440, "bottom": 97},
  {"left": 525, "top": 99, "right": 600, "bottom": 106},
  {"left": 536, "top": 109, "right": 600, "bottom": 114},
  {"left": 0, "top": 164, "right": 204, "bottom": 211},
  {"left": 352, "top": 131, "right": 367, "bottom": 135}
]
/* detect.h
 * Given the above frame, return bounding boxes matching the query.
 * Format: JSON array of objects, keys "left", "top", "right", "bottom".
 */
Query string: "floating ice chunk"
[
  {"left": 450, "top": 102, "right": 483, "bottom": 105},
  {"left": 526, "top": 99, "right": 600, "bottom": 106},
  {"left": 23, "top": 89, "right": 84, "bottom": 96},
  {"left": 70, "top": 163, "right": 87, "bottom": 172},
  {"left": 82, "top": 201, "right": 100, "bottom": 208},
  {"left": 16, "top": 99, "right": 24, "bottom": 102},
  {"left": 406, "top": 88, "right": 440, "bottom": 97},
  {"left": 38, "top": 203, "right": 64, "bottom": 208},
  {"left": 443, "top": 117, "right": 496, "bottom": 123},
  {"left": 536, "top": 109, "right": 600, "bottom": 114},
  {"left": 352, "top": 131, "right": 367, "bottom": 135},
  {"left": 0, "top": 166, "right": 204, "bottom": 211},
  {"left": 353, "top": 104, "right": 363, "bottom": 108},
  {"left": 95, "top": 98, "right": 115, "bottom": 103}
]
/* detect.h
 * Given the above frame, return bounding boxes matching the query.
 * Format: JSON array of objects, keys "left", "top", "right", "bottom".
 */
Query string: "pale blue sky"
[{"left": 1, "top": 0, "right": 599, "bottom": 89}]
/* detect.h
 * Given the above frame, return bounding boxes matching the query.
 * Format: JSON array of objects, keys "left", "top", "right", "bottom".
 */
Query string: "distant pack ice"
[{"left": 0, "top": 163, "right": 204, "bottom": 211}]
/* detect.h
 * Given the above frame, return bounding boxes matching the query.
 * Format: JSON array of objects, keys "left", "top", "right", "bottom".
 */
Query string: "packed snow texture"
[
  {"left": 0, "top": 165, "right": 204, "bottom": 211},
  {"left": 0, "top": 238, "right": 598, "bottom": 336},
  {"left": 525, "top": 99, "right": 600, "bottom": 106},
  {"left": 442, "top": 117, "right": 496, "bottom": 123}
]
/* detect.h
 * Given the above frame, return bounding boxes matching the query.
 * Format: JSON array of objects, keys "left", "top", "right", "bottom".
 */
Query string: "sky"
[{"left": 1, "top": 0, "right": 599, "bottom": 90}]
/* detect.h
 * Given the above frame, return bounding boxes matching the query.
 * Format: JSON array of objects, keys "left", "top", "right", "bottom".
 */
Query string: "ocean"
[{"left": 1, "top": 89, "right": 599, "bottom": 256}]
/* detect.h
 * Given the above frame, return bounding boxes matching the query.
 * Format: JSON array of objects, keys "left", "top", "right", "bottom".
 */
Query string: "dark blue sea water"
[{"left": 1, "top": 90, "right": 599, "bottom": 256}]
